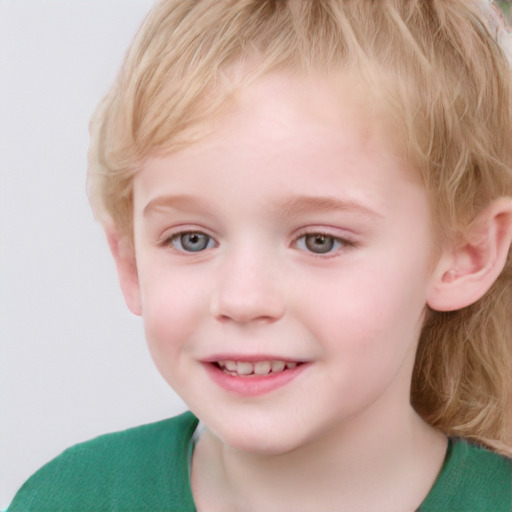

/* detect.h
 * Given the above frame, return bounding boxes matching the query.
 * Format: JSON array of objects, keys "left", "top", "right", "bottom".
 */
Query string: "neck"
[{"left": 191, "top": 402, "right": 447, "bottom": 512}]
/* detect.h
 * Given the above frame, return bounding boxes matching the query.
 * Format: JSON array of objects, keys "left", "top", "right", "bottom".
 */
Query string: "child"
[{"left": 8, "top": 0, "right": 512, "bottom": 510}]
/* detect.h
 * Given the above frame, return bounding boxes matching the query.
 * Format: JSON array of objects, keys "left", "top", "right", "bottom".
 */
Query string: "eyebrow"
[
  {"left": 142, "top": 194, "right": 208, "bottom": 217},
  {"left": 143, "top": 193, "right": 382, "bottom": 220},
  {"left": 268, "top": 195, "right": 383, "bottom": 220},
  {"left": 142, "top": 194, "right": 382, "bottom": 219}
]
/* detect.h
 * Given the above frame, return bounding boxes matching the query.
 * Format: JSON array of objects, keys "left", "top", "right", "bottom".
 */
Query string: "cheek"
[
  {"left": 138, "top": 269, "right": 207, "bottom": 362},
  {"left": 299, "top": 270, "right": 427, "bottom": 414},
  {"left": 300, "top": 255, "right": 429, "bottom": 364}
]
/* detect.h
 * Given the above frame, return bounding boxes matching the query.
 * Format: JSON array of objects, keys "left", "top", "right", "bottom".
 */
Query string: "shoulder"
[
  {"left": 8, "top": 411, "right": 198, "bottom": 512},
  {"left": 420, "top": 437, "right": 512, "bottom": 512}
]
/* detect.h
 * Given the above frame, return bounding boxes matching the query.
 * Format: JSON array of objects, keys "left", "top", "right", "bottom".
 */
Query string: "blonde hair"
[{"left": 88, "top": 0, "right": 512, "bottom": 454}]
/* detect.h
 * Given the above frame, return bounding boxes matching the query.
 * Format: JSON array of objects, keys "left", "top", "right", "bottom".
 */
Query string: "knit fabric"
[
  {"left": 8, "top": 411, "right": 512, "bottom": 512},
  {"left": 418, "top": 435, "right": 512, "bottom": 511},
  {"left": 9, "top": 412, "right": 198, "bottom": 512}
]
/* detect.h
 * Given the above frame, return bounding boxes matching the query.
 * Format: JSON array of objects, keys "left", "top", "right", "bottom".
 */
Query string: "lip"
[
  {"left": 202, "top": 353, "right": 304, "bottom": 363},
  {"left": 202, "top": 359, "right": 309, "bottom": 396}
]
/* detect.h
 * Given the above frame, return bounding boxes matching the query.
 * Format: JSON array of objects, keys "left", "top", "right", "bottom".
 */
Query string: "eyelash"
[
  {"left": 162, "top": 229, "right": 356, "bottom": 256},
  {"left": 164, "top": 231, "right": 217, "bottom": 253},
  {"left": 293, "top": 231, "right": 356, "bottom": 257}
]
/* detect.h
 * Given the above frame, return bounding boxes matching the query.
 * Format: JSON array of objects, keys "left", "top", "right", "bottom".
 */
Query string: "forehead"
[
  {"left": 134, "top": 70, "right": 423, "bottom": 221},
  {"left": 149, "top": 69, "right": 408, "bottom": 175},
  {"left": 220, "top": 70, "right": 388, "bottom": 154}
]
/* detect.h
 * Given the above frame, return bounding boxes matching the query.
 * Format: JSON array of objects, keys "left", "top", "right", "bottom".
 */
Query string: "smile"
[
  {"left": 205, "top": 358, "right": 308, "bottom": 396},
  {"left": 216, "top": 360, "right": 299, "bottom": 377}
]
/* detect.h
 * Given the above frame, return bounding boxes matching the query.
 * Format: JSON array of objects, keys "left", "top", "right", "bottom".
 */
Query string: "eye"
[
  {"left": 168, "top": 231, "right": 216, "bottom": 252},
  {"left": 295, "top": 233, "right": 346, "bottom": 254}
]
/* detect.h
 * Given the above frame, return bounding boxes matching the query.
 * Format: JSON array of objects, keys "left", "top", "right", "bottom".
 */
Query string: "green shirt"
[{"left": 8, "top": 411, "right": 512, "bottom": 511}]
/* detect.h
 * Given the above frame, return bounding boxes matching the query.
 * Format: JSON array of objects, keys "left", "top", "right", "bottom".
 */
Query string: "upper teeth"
[{"left": 218, "top": 360, "right": 298, "bottom": 376}]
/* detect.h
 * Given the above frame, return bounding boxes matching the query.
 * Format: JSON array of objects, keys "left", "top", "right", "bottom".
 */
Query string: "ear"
[
  {"left": 427, "top": 197, "right": 512, "bottom": 312},
  {"left": 105, "top": 225, "right": 142, "bottom": 316}
]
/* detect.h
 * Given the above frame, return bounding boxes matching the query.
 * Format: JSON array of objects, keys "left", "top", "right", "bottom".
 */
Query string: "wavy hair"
[{"left": 87, "top": 0, "right": 512, "bottom": 454}]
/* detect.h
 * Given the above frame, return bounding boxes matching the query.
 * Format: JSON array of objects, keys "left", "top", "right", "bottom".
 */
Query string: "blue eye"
[
  {"left": 296, "top": 234, "right": 343, "bottom": 254},
  {"left": 170, "top": 232, "right": 215, "bottom": 252}
]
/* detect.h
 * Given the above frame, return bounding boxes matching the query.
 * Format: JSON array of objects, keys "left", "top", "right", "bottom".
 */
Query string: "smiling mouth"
[{"left": 215, "top": 360, "right": 301, "bottom": 377}]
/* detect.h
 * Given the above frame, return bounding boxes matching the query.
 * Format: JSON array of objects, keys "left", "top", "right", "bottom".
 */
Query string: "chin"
[{"left": 208, "top": 422, "right": 306, "bottom": 456}]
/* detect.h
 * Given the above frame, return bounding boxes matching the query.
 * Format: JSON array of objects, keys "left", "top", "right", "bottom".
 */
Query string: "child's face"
[{"left": 127, "top": 72, "right": 439, "bottom": 454}]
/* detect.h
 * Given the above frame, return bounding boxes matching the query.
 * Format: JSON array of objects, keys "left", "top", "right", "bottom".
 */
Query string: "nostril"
[
  {"left": 211, "top": 299, "right": 284, "bottom": 324},
  {"left": 209, "top": 267, "right": 285, "bottom": 324}
]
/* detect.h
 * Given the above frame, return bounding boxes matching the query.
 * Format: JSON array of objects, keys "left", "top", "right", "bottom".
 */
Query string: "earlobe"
[
  {"left": 106, "top": 226, "right": 142, "bottom": 316},
  {"left": 427, "top": 197, "right": 512, "bottom": 312}
]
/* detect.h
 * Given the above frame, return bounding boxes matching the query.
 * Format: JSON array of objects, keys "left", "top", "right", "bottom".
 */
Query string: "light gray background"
[{"left": 0, "top": 1, "right": 187, "bottom": 508}]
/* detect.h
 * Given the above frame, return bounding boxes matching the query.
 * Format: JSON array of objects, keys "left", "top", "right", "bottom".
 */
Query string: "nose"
[{"left": 209, "top": 249, "right": 285, "bottom": 325}]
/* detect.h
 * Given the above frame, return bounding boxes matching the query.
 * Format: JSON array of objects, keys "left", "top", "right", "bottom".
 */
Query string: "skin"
[{"left": 120, "top": 72, "right": 462, "bottom": 511}]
